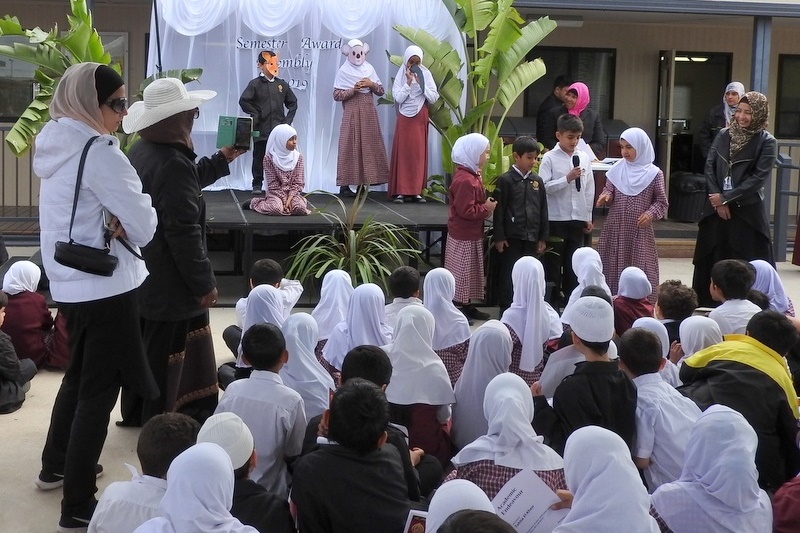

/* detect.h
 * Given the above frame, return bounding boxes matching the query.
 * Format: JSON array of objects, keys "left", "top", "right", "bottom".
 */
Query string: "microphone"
[{"left": 572, "top": 154, "right": 581, "bottom": 192}]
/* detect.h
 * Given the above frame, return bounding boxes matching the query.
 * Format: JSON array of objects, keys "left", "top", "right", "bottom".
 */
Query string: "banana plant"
[
  {"left": 0, "top": 0, "right": 112, "bottom": 156},
  {"left": 387, "top": 0, "right": 557, "bottom": 189}
]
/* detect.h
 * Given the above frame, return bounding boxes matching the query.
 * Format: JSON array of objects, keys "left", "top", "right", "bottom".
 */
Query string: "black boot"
[{"left": 339, "top": 186, "right": 356, "bottom": 197}]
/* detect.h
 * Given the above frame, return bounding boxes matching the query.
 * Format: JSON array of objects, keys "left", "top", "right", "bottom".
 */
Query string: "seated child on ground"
[
  {"left": 655, "top": 279, "right": 698, "bottom": 345},
  {"left": 750, "top": 259, "right": 794, "bottom": 316},
  {"left": 384, "top": 265, "right": 423, "bottom": 330},
  {"left": 310, "top": 269, "right": 353, "bottom": 380},
  {"left": 707, "top": 259, "right": 761, "bottom": 335},
  {"left": 215, "top": 323, "right": 307, "bottom": 498},
  {"left": 197, "top": 412, "right": 295, "bottom": 533},
  {"left": 0, "top": 290, "right": 36, "bottom": 414},
  {"left": 617, "top": 328, "right": 701, "bottom": 492},
  {"left": 424, "top": 479, "right": 500, "bottom": 533},
  {"left": 423, "top": 268, "right": 471, "bottom": 385},
  {"left": 280, "top": 313, "right": 335, "bottom": 420},
  {"left": 613, "top": 266, "right": 654, "bottom": 336},
  {"left": 88, "top": 413, "right": 199, "bottom": 533},
  {"left": 292, "top": 378, "right": 411, "bottom": 533},
  {"left": 532, "top": 296, "right": 637, "bottom": 455},
  {"left": 245, "top": 124, "right": 310, "bottom": 216},
  {"left": 1, "top": 260, "right": 69, "bottom": 369}
]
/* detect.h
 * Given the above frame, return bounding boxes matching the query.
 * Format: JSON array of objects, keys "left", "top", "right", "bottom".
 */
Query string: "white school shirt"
[
  {"left": 215, "top": 370, "right": 306, "bottom": 498},
  {"left": 707, "top": 299, "right": 761, "bottom": 335},
  {"left": 88, "top": 468, "right": 166, "bottom": 533},
  {"left": 632, "top": 373, "right": 702, "bottom": 492},
  {"left": 235, "top": 278, "right": 304, "bottom": 328},
  {"left": 538, "top": 144, "right": 594, "bottom": 222},
  {"left": 384, "top": 297, "right": 423, "bottom": 331}
]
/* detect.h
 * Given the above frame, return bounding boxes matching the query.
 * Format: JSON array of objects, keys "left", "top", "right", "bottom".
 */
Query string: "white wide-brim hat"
[{"left": 122, "top": 77, "right": 215, "bottom": 133}]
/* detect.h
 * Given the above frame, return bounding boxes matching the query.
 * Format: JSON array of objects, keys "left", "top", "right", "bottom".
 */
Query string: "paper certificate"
[{"left": 492, "top": 470, "right": 569, "bottom": 533}]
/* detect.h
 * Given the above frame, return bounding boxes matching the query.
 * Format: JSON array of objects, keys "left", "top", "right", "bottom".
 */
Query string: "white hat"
[
  {"left": 122, "top": 77, "right": 215, "bottom": 133},
  {"left": 567, "top": 296, "right": 614, "bottom": 343},
  {"left": 197, "top": 412, "right": 254, "bottom": 470}
]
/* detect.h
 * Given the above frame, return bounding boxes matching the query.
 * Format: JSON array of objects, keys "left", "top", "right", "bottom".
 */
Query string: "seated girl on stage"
[{"left": 247, "top": 124, "right": 309, "bottom": 216}]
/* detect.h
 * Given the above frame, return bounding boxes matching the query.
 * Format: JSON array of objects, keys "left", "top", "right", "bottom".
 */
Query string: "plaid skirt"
[{"left": 444, "top": 237, "right": 484, "bottom": 304}]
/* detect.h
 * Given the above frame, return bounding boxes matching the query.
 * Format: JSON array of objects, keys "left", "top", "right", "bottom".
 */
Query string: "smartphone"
[{"left": 234, "top": 117, "right": 253, "bottom": 150}]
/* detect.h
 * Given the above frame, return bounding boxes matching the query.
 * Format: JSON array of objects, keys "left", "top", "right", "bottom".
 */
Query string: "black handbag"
[{"left": 53, "top": 136, "right": 121, "bottom": 277}]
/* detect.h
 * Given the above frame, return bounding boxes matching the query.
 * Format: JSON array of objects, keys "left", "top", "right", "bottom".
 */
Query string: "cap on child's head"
[
  {"left": 568, "top": 296, "right": 614, "bottom": 342},
  {"left": 197, "top": 412, "right": 254, "bottom": 470}
]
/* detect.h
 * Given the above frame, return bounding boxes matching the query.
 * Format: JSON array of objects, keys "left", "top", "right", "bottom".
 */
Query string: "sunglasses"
[{"left": 104, "top": 97, "right": 128, "bottom": 114}]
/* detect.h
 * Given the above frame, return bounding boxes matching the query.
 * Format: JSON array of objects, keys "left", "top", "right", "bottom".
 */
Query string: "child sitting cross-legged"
[{"left": 707, "top": 259, "right": 761, "bottom": 335}]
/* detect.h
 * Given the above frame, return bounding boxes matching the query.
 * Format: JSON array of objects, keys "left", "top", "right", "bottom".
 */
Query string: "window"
[
  {"left": 0, "top": 37, "right": 37, "bottom": 121},
  {"left": 523, "top": 47, "right": 616, "bottom": 120},
  {"left": 776, "top": 55, "right": 800, "bottom": 138}
]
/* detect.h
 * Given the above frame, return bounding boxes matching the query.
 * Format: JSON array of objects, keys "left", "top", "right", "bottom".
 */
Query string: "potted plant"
[{"left": 286, "top": 188, "right": 422, "bottom": 288}]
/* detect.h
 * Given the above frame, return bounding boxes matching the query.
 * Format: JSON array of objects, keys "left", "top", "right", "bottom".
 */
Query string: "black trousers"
[
  {"left": 41, "top": 289, "right": 144, "bottom": 521},
  {"left": 497, "top": 238, "right": 539, "bottom": 314},
  {"left": 548, "top": 220, "right": 589, "bottom": 303},
  {"left": 251, "top": 139, "right": 267, "bottom": 188}
]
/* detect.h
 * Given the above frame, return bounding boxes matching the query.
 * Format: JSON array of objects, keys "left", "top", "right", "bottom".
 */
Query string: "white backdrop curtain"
[{"left": 150, "top": 0, "right": 465, "bottom": 192}]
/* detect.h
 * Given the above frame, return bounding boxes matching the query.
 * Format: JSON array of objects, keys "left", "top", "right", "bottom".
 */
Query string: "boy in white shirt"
[
  {"left": 538, "top": 114, "right": 594, "bottom": 307},
  {"left": 707, "top": 259, "right": 761, "bottom": 335},
  {"left": 88, "top": 413, "right": 199, "bottom": 533},
  {"left": 215, "top": 323, "right": 307, "bottom": 498},
  {"left": 618, "top": 328, "right": 701, "bottom": 492},
  {"left": 384, "top": 266, "right": 423, "bottom": 330}
]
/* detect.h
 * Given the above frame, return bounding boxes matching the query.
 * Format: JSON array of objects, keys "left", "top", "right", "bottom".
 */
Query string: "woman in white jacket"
[{"left": 33, "top": 62, "right": 158, "bottom": 532}]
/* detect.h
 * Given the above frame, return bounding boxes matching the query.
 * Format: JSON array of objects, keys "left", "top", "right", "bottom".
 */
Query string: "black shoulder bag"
[{"left": 53, "top": 136, "right": 134, "bottom": 277}]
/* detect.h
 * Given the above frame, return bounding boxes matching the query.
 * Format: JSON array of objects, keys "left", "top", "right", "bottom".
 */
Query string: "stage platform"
[{"left": 205, "top": 190, "right": 450, "bottom": 292}]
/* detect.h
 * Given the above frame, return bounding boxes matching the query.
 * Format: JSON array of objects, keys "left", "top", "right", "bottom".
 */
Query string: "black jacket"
[
  {"left": 540, "top": 105, "right": 608, "bottom": 158},
  {"left": 698, "top": 103, "right": 728, "bottom": 161},
  {"left": 536, "top": 93, "right": 563, "bottom": 143},
  {"left": 492, "top": 167, "right": 549, "bottom": 243},
  {"left": 128, "top": 141, "right": 230, "bottom": 321},
  {"left": 0, "top": 331, "right": 24, "bottom": 414},
  {"left": 239, "top": 76, "right": 298, "bottom": 141},
  {"left": 232, "top": 477, "right": 295, "bottom": 533}
]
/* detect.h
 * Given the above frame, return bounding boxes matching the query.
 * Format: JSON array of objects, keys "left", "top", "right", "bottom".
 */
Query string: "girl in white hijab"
[
  {"left": 452, "top": 373, "right": 565, "bottom": 499},
  {"left": 382, "top": 305, "right": 455, "bottom": 466},
  {"left": 677, "top": 316, "right": 723, "bottom": 361},
  {"left": 596, "top": 127, "right": 667, "bottom": 299},
  {"left": 133, "top": 442, "right": 257, "bottom": 533},
  {"left": 389, "top": 45, "right": 440, "bottom": 202},
  {"left": 311, "top": 269, "right": 353, "bottom": 342},
  {"left": 2, "top": 261, "right": 40, "bottom": 295},
  {"left": 423, "top": 268, "right": 471, "bottom": 385},
  {"left": 650, "top": 405, "right": 772, "bottom": 533},
  {"left": 563, "top": 247, "right": 611, "bottom": 318},
  {"left": 248, "top": 123, "right": 309, "bottom": 216},
  {"left": 425, "top": 480, "right": 497, "bottom": 533},
  {"left": 632, "top": 317, "right": 680, "bottom": 386},
  {"left": 323, "top": 283, "right": 392, "bottom": 371},
  {"left": 451, "top": 321, "right": 513, "bottom": 450},
  {"left": 613, "top": 266, "right": 655, "bottom": 336},
  {"left": 555, "top": 426, "right": 660, "bottom": 533},
  {"left": 501, "top": 256, "right": 562, "bottom": 382},
  {"left": 235, "top": 284, "right": 286, "bottom": 369},
  {"left": 279, "top": 313, "right": 335, "bottom": 420},
  {"left": 750, "top": 259, "right": 794, "bottom": 316}
]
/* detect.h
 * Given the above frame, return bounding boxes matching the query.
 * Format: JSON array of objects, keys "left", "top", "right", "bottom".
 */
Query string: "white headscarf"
[
  {"left": 563, "top": 247, "right": 611, "bottom": 319},
  {"left": 311, "top": 270, "right": 353, "bottom": 341},
  {"left": 723, "top": 81, "right": 746, "bottom": 124},
  {"left": 454, "top": 373, "right": 564, "bottom": 471},
  {"left": 451, "top": 133, "right": 490, "bottom": 173},
  {"left": 632, "top": 317, "right": 670, "bottom": 358},
  {"left": 605, "top": 127, "right": 660, "bottom": 197},
  {"left": 236, "top": 284, "right": 286, "bottom": 367},
  {"left": 382, "top": 306, "right": 455, "bottom": 406},
  {"left": 501, "top": 257, "right": 553, "bottom": 371},
  {"left": 423, "top": 268, "right": 471, "bottom": 350},
  {"left": 555, "top": 426, "right": 660, "bottom": 533},
  {"left": 322, "top": 283, "right": 392, "bottom": 370},
  {"left": 132, "top": 443, "right": 258, "bottom": 533},
  {"left": 425, "top": 480, "right": 497, "bottom": 533},
  {"left": 265, "top": 123, "right": 300, "bottom": 172},
  {"left": 392, "top": 45, "right": 436, "bottom": 117},
  {"left": 2, "top": 260, "right": 41, "bottom": 295},
  {"left": 279, "top": 313, "right": 335, "bottom": 420},
  {"left": 651, "top": 405, "right": 772, "bottom": 533},
  {"left": 452, "top": 320, "right": 513, "bottom": 450},
  {"left": 617, "top": 266, "right": 652, "bottom": 300},
  {"left": 750, "top": 260, "right": 790, "bottom": 314},
  {"left": 333, "top": 39, "right": 381, "bottom": 92},
  {"left": 679, "top": 316, "right": 723, "bottom": 358}
]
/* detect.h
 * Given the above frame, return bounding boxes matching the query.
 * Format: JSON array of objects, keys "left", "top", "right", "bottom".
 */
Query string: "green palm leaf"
[
  {"left": 497, "top": 58, "right": 547, "bottom": 111},
  {"left": 455, "top": 0, "right": 497, "bottom": 37},
  {"left": 496, "top": 16, "right": 557, "bottom": 83}
]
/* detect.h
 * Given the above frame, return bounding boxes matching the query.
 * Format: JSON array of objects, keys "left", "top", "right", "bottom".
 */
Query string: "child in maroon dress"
[{"left": 247, "top": 124, "right": 309, "bottom": 216}]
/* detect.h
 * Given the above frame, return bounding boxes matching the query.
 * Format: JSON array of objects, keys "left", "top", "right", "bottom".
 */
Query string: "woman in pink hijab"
[{"left": 540, "top": 81, "right": 608, "bottom": 158}]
